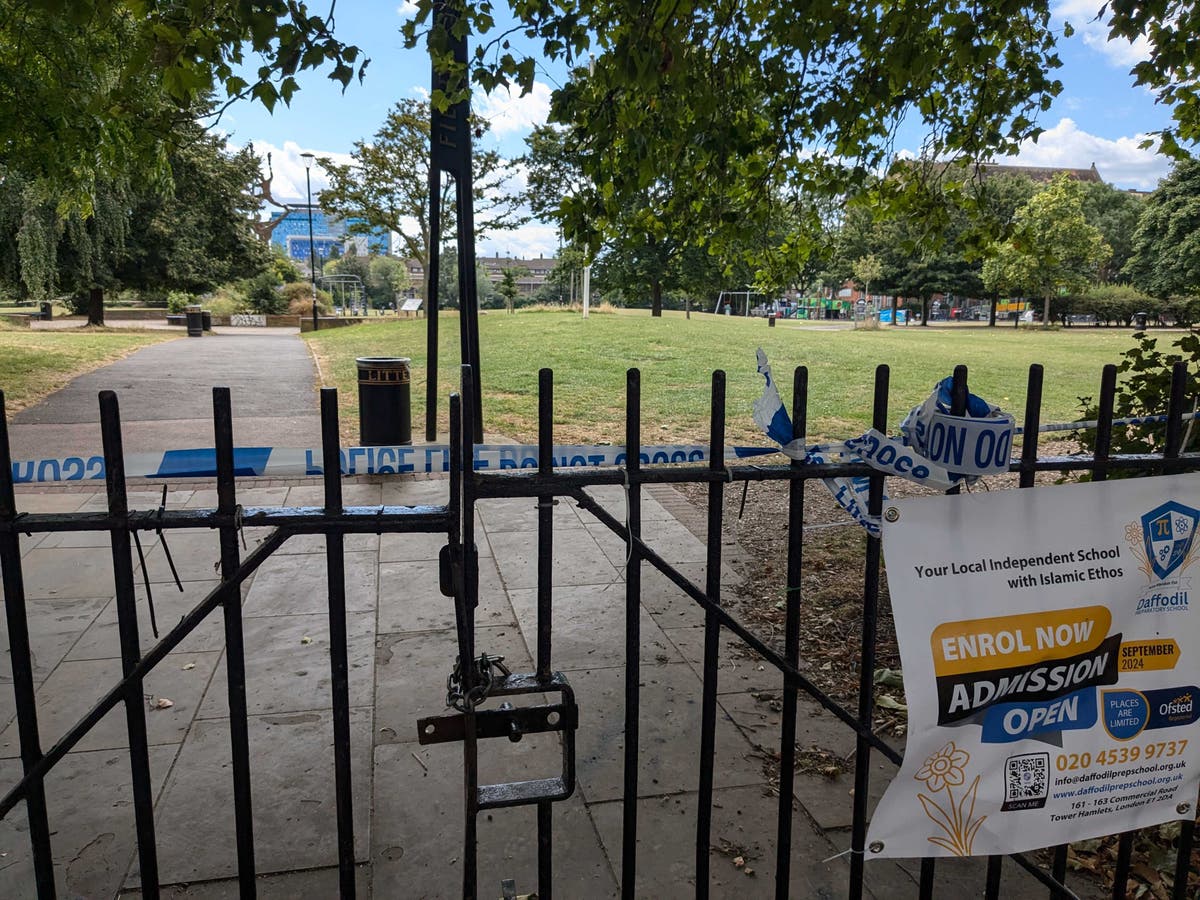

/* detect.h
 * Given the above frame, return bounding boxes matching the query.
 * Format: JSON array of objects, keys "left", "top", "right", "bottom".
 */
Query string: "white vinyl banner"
[{"left": 867, "top": 474, "right": 1200, "bottom": 859}]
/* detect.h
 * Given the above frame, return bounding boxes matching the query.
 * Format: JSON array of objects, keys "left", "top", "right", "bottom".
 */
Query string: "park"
[{"left": 2, "top": 3, "right": 1200, "bottom": 900}]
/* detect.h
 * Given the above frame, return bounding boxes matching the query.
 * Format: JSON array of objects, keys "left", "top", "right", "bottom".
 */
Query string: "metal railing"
[{"left": 1, "top": 359, "right": 1197, "bottom": 898}]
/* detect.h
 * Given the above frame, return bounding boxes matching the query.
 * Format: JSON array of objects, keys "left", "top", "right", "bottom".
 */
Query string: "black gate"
[{"left": 1, "top": 360, "right": 1197, "bottom": 898}]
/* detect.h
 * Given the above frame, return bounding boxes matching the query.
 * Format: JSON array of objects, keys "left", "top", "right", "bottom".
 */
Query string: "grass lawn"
[
  {"left": 0, "top": 325, "right": 178, "bottom": 417},
  {"left": 304, "top": 309, "right": 1149, "bottom": 445}
]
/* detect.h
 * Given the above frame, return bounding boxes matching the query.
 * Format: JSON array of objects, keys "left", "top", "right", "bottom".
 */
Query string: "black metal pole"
[
  {"left": 426, "top": 166, "right": 441, "bottom": 442},
  {"left": 0, "top": 392, "right": 56, "bottom": 898},
  {"left": 848, "top": 365, "right": 888, "bottom": 900},
  {"left": 320, "top": 389, "right": 357, "bottom": 898},
  {"left": 100, "top": 391, "right": 161, "bottom": 897},
  {"left": 621, "top": 367, "right": 642, "bottom": 898},
  {"left": 306, "top": 166, "right": 319, "bottom": 332},
  {"left": 212, "top": 389, "right": 257, "bottom": 894},
  {"left": 694, "top": 370, "right": 726, "bottom": 897},
  {"left": 536, "top": 368, "right": 555, "bottom": 898},
  {"left": 774, "top": 366, "right": 807, "bottom": 899}
]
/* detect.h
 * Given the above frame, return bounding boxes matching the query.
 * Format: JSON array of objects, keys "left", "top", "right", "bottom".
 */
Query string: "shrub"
[
  {"left": 1076, "top": 329, "right": 1200, "bottom": 461},
  {"left": 166, "top": 290, "right": 194, "bottom": 313},
  {"left": 286, "top": 283, "right": 332, "bottom": 316}
]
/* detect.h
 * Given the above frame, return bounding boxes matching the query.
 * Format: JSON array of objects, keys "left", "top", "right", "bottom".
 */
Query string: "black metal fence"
[{"left": 1, "top": 360, "right": 1197, "bottom": 899}]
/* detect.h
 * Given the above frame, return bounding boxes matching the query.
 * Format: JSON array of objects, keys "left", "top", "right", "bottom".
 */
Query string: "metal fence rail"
[
  {"left": 1, "top": 359, "right": 1197, "bottom": 899},
  {"left": 0, "top": 386, "right": 451, "bottom": 900},
  {"left": 463, "top": 360, "right": 1198, "bottom": 900}
]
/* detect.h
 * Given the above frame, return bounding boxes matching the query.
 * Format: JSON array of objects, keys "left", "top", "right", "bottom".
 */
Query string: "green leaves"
[{"left": 0, "top": 1, "right": 368, "bottom": 214}]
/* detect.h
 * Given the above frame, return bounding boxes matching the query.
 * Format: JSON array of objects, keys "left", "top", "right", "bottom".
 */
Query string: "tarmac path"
[{"left": 8, "top": 329, "right": 321, "bottom": 459}]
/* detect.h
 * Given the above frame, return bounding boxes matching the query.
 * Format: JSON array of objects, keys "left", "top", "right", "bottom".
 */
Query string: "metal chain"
[{"left": 446, "top": 653, "right": 510, "bottom": 712}]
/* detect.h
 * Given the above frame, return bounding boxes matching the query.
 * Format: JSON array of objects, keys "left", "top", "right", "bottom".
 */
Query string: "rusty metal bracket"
[{"left": 416, "top": 671, "right": 578, "bottom": 810}]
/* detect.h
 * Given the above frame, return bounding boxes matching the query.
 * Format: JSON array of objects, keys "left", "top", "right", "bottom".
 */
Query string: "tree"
[
  {"left": 0, "top": 114, "right": 272, "bottom": 324},
  {"left": 1079, "top": 180, "right": 1145, "bottom": 283},
  {"left": 1125, "top": 158, "right": 1200, "bottom": 299},
  {"left": 318, "top": 99, "right": 526, "bottom": 276},
  {"left": 412, "top": 0, "right": 1066, "bottom": 262},
  {"left": 367, "top": 256, "right": 411, "bottom": 308},
  {"left": 497, "top": 268, "right": 520, "bottom": 313},
  {"left": 115, "top": 121, "right": 268, "bottom": 298},
  {"left": 982, "top": 175, "right": 1111, "bottom": 325},
  {"left": 1, "top": 2, "right": 367, "bottom": 214},
  {"left": 852, "top": 254, "right": 883, "bottom": 313}
]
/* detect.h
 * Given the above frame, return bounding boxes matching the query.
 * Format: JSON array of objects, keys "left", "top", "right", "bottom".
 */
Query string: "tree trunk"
[
  {"left": 87, "top": 287, "right": 104, "bottom": 326},
  {"left": 1042, "top": 293, "right": 1051, "bottom": 328},
  {"left": 890, "top": 295, "right": 898, "bottom": 324},
  {"left": 920, "top": 295, "right": 929, "bottom": 326},
  {"left": 651, "top": 280, "right": 663, "bottom": 317},
  {"left": 988, "top": 293, "right": 997, "bottom": 327}
]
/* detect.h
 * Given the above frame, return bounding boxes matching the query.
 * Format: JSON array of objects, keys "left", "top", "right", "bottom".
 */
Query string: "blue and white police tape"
[
  {"left": 9, "top": 443, "right": 780, "bottom": 484},
  {"left": 753, "top": 348, "right": 1016, "bottom": 534}
]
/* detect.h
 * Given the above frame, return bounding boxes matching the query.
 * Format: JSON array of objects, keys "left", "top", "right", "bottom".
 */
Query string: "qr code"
[{"left": 1002, "top": 752, "right": 1049, "bottom": 811}]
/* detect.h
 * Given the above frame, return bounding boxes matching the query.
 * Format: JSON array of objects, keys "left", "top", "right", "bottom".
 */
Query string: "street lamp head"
[{"left": 300, "top": 152, "right": 315, "bottom": 170}]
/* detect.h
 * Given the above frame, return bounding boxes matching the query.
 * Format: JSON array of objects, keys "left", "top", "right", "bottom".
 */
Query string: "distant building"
[
  {"left": 480, "top": 254, "right": 558, "bottom": 296},
  {"left": 268, "top": 206, "right": 389, "bottom": 269},
  {"left": 401, "top": 254, "right": 560, "bottom": 299},
  {"left": 975, "top": 162, "right": 1104, "bottom": 184}
]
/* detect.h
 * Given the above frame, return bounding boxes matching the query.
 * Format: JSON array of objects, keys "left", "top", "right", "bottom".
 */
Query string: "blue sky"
[{"left": 223, "top": 1, "right": 1181, "bottom": 258}]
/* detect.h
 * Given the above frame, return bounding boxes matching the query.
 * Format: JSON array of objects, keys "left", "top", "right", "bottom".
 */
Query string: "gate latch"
[{"left": 416, "top": 670, "right": 578, "bottom": 809}]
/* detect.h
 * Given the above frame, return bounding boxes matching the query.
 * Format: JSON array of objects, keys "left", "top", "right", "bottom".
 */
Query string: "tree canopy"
[
  {"left": 982, "top": 175, "right": 1111, "bottom": 323},
  {"left": 1, "top": 1, "right": 367, "bottom": 212},
  {"left": 318, "top": 98, "right": 526, "bottom": 273},
  {"left": 1125, "top": 158, "right": 1200, "bottom": 299}
]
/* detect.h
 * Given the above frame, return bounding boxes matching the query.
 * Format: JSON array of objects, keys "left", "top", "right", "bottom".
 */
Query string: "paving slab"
[
  {"left": 0, "top": 595, "right": 109, "bottom": 680},
  {"left": 587, "top": 785, "right": 849, "bottom": 899},
  {"left": 507, "top": 584, "right": 681, "bottom": 669},
  {"left": 66, "top": 580, "right": 226, "bottom": 660},
  {"left": 0, "top": 745, "right": 178, "bottom": 899},
  {"left": 377, "top": 556, "right": 511, "bottom": 634},
  {"left": 372, "top": 741, "right": 615, "bottom": 899},
  {"left": 138, "top": 708, "right": 372, "bottom": 886},
  {"left": 0, "top": 650, "right": 220, "bottom": 757},
  {"left": 197, "top": 611, "right": 375, "bottom": 718},
  {"left": 489, "top": 526, "right": 622, "bottom": 590},
  {"left": 566, "top": 662, "right": 766, "bottom": 803},
  {"left": 243, "top": 550, "right": 378, "bottom": 616}
]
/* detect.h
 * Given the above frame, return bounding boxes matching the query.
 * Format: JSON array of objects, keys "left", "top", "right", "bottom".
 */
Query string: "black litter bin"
[
  {"left": 201, "top": 310, "right": 212, "bottom": 331},
  {"left": 1134, "top": 311, "right": 1148, "bottom": 329},
  {"left": 768, "top": 314, "right": 776, "bottom": 327},
  {"left": 39, "top": 301, "right": 52, "bottom": 321},
  {"left": 185, "top": 305, "right": 204, "bottom": 337},
  {"left": 357, "top": 357, "right": 412, "bottom": 446}
]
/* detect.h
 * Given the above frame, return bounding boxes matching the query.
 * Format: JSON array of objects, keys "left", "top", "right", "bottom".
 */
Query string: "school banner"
[{"left": 867, "top": 474, "right": 1199, "bottom": 859}]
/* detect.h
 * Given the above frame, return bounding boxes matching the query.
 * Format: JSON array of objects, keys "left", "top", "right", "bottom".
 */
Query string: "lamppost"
[{"left": 300, "top": 152, "right": 319, "bottom": 332}]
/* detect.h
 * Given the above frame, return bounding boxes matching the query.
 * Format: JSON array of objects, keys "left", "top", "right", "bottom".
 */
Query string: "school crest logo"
[{"left": 1127, "top": 501, "right": 1199, "bottom": 582}]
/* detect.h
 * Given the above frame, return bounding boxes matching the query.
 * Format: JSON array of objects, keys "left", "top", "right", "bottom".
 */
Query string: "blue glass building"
[{"left": 268, "top": 206, "right": 389, "bottom": 265}]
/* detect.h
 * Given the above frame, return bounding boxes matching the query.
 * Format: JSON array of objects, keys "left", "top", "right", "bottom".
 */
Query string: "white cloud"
[
  {"left": 396, "top": 1, "right": 419, "bottom": 18},
  {"left": 1002, "top": 117, "right": 1171, "bottom": 190},
  {"left": 1053, "top": 0, "right": 1152, "bottom": 68},
  {"left": 479, "top": 223, "right": 561, "bottom": 260},
  {"left": 473, "top": 81, "right": 552, "bottom": 137},
  {"left": 236, "top": 140, "right": 355, "bottom": 205}
]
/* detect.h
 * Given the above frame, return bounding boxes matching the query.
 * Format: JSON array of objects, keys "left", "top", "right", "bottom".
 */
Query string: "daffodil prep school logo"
[
  {"left": 1131, "top": 500, "right": 1199, "bottom": 581},
  {"left": 1127, "top": 502, "right": 1198, "bottom": 616}
]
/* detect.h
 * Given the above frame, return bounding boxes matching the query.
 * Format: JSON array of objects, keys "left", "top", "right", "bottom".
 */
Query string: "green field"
[
  {"left": 305, "top": 310, "right": 1147, "bottom": 445},
  {"left": 0, "top": 327, "right": 177, "bottom": 416}
]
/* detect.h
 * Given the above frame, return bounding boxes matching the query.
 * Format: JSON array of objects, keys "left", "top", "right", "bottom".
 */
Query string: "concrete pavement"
[{"left": 9, "top": 331, "right": 320, "bottom": 459}]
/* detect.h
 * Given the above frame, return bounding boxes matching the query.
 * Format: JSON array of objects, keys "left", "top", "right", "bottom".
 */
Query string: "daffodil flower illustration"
[
  {"left": 914, "top": 741, "right": 986, "bottom": 856},
  {"left": 915, "top": 741, "right": 968, "bottom": 792}
]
